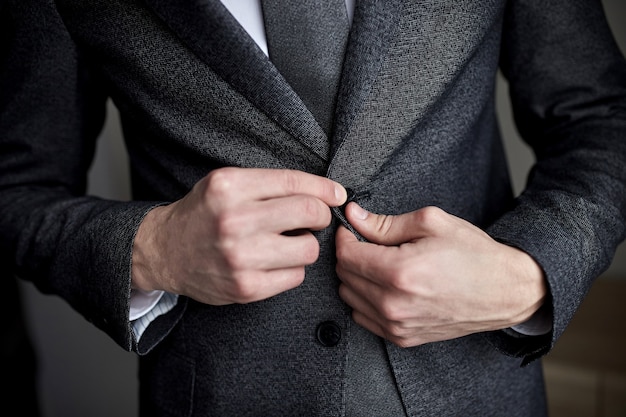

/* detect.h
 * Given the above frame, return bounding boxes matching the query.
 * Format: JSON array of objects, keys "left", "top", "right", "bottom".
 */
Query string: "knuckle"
[
  {"left": 416, "top": 206, "right": 445, "bottom": 228},
  {"left": 281, "top": 169, "right": 302, "bottom": 195},
  {"left": 228, "top": 272, "right": 258, "bottom": 303},
  {"left": 392, "top": 337, "right": 414, "bottom": 349},
  {"left": 214, "top": 222, "right": 248, "bottom": 270},
  {"left": 384, "top": 322, "right": 415, "bottom": 345},
  {"left": 381, "top": 323, "right": 404, "bottom": 340},
  {"left": 374, "top": 214, "right": 395, "bottom": 236},
  {"left": 379, "top": 300, "right": 403, "bottom": 322},
  {"left": 385, "top": 266, "right": 411, "bottom": 292},
  {"left": 205, "top": 168, "right": 238, "bottom": 198},
  {"left": 387, "top": 323, "right": 404, "bottom": 338},
  {"left": 214, "top": 210, "right": 242, "bottom": 238},
  {"left": 301, "top": 235, "right": 321, "bottom": 264},
  {"left": 301, "top": 196, "right": 325, "bottom": 219},
  {"left": 220, "top": 242, "right": 248, "bottom": 270},
  {"left": 289, "top": 268, "right": 307, "bottom": 287},
  {"left": 294, "top": 196, "right": 331, "bottom": 228}
]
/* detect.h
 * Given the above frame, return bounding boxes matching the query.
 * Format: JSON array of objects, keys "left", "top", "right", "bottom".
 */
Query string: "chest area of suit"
[{"left": 54, "top": 0, "right": 507, "bottom": 96}]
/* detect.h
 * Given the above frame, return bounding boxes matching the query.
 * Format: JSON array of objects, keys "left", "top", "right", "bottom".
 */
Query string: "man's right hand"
[{"left": 131, "top": 167, "right": 347, "bottom": 305}]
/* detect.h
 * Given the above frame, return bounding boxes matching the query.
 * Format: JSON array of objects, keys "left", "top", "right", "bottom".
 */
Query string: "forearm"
[
  {"left": 0, "top": 183, "right": 159, "bottom": 348},
  {"left": 492, "top": 0, "right": 626, "bottom": 351}
]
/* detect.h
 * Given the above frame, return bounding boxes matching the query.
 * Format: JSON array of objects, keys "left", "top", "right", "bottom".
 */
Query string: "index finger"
[
  {"left": 207, "top": 167, "right": 347, "bottom": 207},
  {"left": 335, "top": 225, "right": 400, "bottom": 286}
]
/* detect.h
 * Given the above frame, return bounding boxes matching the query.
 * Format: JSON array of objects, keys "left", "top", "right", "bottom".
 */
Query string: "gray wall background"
[{"left": 18, "top": 2, "right": 625, "bottom": 416}]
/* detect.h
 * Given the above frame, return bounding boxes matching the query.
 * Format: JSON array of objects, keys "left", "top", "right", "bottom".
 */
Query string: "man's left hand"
[{"left": 335, "top": 202, "right": 547, "bottom": 347}]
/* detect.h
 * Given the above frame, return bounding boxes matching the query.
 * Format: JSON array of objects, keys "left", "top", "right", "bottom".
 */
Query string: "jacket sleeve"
[
  {"left": 0, "top": 0, "right": 167, "bottom": 352},
  {"left": 487, "top": 0, "right": 626, "bottom": 363}
]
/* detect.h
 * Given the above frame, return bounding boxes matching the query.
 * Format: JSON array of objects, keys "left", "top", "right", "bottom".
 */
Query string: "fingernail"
[
  {"left": 351, "top": 203, "right": 368, "bottom": 220},
  {"left": 335, "top": 185, "right": 347, "bottom": 203}
]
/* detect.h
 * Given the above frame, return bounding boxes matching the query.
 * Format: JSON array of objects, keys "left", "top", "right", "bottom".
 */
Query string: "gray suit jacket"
[{"left": 2, "top": 0, "right": 625, "bottom": 416}]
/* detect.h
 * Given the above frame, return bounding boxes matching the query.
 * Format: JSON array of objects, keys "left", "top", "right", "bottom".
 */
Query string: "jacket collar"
[{"left": 143, "top": 0, "right": 400, "bottom": 163}]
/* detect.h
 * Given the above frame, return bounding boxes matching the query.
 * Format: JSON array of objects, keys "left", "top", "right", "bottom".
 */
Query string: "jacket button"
[{"left": 316, "top": 321, "right": 342, "bottom": 347}]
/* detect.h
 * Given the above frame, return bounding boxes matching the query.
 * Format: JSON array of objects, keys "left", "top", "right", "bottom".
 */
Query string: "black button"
[
  {"left": 345, "top": 187, "right": 356, "bottom": 203},
  {"left": 330, "top": 187, "right": 367, "bottom": 242},
  {"left": 316, "top": 321, "right": 342, "bottom": 347}
]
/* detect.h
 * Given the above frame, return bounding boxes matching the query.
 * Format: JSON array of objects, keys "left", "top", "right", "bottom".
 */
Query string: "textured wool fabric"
[
  {"left": 2, "top": 0, "right": 625, "bottom": 416},
  {"left": 261, "top": 0, "right": 350, "bottom": 135}
]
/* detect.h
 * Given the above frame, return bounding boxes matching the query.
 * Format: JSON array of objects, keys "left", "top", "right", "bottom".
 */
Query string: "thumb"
[{"left": 344, "top": 202, "right": 425, "bottom": 246}]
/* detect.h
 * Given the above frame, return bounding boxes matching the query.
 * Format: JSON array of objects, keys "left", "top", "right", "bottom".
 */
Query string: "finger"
[
  {"left": 345, "top": 292, "right": 435, "bottom": 348},
  {"left": 335, "top": 223, "right": 360, "bottom": 247},
  {"left": 336, "top": 225, "right": 400, "bottom": 286},
  {"left": 218, "top": 194, "right": 334, "bottom": 240},
  {"left": 254, "top": 266, "right": 308, "bottom": 300},
  {"left": 344, "top": 203, "right": 448, "bottom": 246},
  {"left": 224, "top": 231, "right": 322, "bottom": 271},
  {"left": 204, "top": 167, "right": 347, "bottom": 207},
  {"left": 338, "top": 264, "right": 420, "bottom": 330},
  {"left": 259, "top": 194, "right": 335, "bottom": 232},
  {"left": 351, "top": 310, "right": 388, "bottom": 340},
  {"left": 343, "top": 293, "right": 418, "bottom": 348},
  {"left": 338, "top": 282, "right": 387, "bottom": 333},
  {"left": 216, "top": 266, "right": 307, "bottom": 305},
  {"left": 335, "top": 226, "right": 375, "bottom": 281},
  {"left": 339, "top": 280, "right": 383, "bottom": 320}
]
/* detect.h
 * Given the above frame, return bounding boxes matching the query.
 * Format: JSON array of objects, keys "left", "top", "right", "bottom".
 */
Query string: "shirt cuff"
[
  {"left": 130, "top": 290, "right": 178, "bottom": 341},
  {"left": 509, "top": 302, "right": 553, "bottom": 336},
  {"left": 129, "top": 289, "right": 165, "bottom": 321}
]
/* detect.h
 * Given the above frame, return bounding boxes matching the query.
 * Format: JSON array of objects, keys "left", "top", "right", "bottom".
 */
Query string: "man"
[{"left": 1, "top": 0, "right": 625, "bottom": 416}]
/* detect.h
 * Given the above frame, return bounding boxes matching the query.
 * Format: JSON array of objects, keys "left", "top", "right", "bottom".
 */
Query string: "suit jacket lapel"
[
  {"left": 142, "top": 0, "right": 402, "bottom": 166},
  {"left": 332, "top": 0, "right": 403, "bottom": 156},
  {"left": 143, "top": 0, "right": 330, "bottom": 162}
]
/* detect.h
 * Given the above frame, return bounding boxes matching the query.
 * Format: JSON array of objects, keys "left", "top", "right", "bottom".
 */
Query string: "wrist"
[
  {"left": 132, "top": 205, "right": 169, "bottom": 292},
  {"left": 503, "top": 245, "right": 548, "bottom": 327}
]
